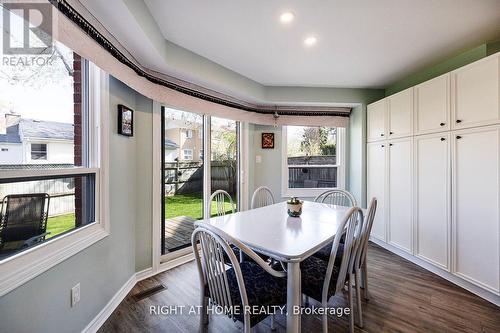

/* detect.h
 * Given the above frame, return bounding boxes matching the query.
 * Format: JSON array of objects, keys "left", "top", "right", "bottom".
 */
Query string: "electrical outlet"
[{"left": 71, "top": 283, "right": 80, "bottom": 307}]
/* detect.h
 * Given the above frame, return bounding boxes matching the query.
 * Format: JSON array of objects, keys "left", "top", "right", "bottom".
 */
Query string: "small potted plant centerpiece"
[{"left": 287, "top": 197, "right": 303, "bottom": 217}]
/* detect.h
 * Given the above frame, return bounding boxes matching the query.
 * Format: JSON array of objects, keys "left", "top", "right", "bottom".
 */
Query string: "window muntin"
[
  {"left": 30, "top": 143, "right": 47, "bottom": 160},
  {"left": 283, "top": 126, "right": 344, "bottom": 196},
  {"left": 182, "top": 149, "right": 193, "bottom": 160}
]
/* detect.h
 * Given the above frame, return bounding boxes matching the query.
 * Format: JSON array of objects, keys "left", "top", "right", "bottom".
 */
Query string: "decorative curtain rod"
[{"left": 49, "top": 0, "right": 350, "bottom": 118}]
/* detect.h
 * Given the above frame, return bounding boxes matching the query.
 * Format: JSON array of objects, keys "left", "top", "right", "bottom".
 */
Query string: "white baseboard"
[
  {"left": 82, "top": 275, "right": 136, "bottom": 333},
  {"left": 370, "top": 238, "right": 500, "bottom": 307},
  {"left": 135, "top": 267, "right": 155, "bottom": 282},
  {"left": 82, "top": 256, "right": 195, "bottom": 333}
]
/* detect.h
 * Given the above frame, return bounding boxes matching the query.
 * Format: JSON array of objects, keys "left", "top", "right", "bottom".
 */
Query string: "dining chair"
[
  {"left": 209, "top": 189, "right": 235, "bottom": 216},
  {"left": 314, "top": 189, "right": 357, "bottom": 207},
  {"left": 0, "top": 193, "right": 51, "bottom": 257},
  {"left": 192, "top": 222, "right": 287, "bottom": 332},
  {"left": 312, "top": 189, "right": 356, "bottom": 262},
  {"left": 250, "top": 186, "right": 275, "bottom": 209},
  {"left": 300, "top": 206, "right": 364, "bottom": 333}
]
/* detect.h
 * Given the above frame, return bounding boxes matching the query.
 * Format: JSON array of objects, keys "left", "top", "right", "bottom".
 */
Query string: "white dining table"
[{"left": 201, "top": 200, "right": 353, "bottom": 333}]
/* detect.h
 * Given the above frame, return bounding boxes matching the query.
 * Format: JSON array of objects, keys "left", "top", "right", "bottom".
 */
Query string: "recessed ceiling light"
[
  {"left": 280, "top": 12, "right": 295, "bottom": 24},
  {"left": 304, "top": 36, "right": 317, "bottom": 47}
]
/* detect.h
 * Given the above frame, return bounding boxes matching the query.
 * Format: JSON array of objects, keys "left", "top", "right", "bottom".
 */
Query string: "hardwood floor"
[{"left": 99, "top": 243, "right": 500, "bottom": 332}]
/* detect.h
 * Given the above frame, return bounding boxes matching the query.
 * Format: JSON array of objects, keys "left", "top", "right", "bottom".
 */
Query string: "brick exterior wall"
[{"left": 73, "top": 53, "right": 83, "bottom": 227}]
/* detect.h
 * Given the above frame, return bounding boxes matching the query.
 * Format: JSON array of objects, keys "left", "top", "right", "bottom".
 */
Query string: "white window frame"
[
  {"left": 0, "top": 62, "right": 110, "bottom": 297},
  {"left": 182, "top": 148, "right": 193, "bottom": 160},
  {"left": 30, "top": 143, "right": 48, "bottom": 161},
  {"left": 185, "top": 129, "right": 193, "bottom": 139},
  {"left": 281, "top": 126, "right": 346, "bottom": 198}
]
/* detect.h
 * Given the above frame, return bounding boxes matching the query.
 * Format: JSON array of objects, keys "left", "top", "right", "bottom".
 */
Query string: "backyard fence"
[
  {"left": 164, "top": 160, "right": 237, "bottom": 196},
  {"left": 287, "top": 155, "right": 338, "bottom": 188},
  {"left": 0, "top": 178, "right": 75, "bottom": 216}
]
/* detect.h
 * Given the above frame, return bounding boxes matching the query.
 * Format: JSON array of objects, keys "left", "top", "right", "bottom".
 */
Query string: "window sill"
[{"left": 0, "top": 222, "right": 108, "bottom": 297}]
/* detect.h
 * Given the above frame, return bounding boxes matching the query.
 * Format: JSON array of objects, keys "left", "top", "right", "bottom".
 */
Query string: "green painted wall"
[{"left": 386, "top": 40, "right": 500, "bottom": 96}]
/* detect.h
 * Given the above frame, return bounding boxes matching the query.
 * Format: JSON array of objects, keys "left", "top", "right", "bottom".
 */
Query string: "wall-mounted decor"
[
  {"left": 118, "top": 104, "right": 134, "bottom": 137},
  {"left": 261, "top": 132, "right": 274, "bottom": 149}
]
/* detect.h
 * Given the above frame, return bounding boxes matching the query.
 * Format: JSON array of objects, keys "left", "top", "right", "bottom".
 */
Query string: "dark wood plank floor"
[{"left": 99, "top": 243, "right": 500, "bottom": 332}]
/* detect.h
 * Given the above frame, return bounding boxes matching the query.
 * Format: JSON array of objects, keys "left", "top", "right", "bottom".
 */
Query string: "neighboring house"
[
  {"left": 164, "top": 119, "right": 203, "bottom": 162},
  {"left": 164, "top": 138, "right": 179, "bottom": 162},
  {"left": 0, "top": 113, "right": 74, "bottom": 166}
]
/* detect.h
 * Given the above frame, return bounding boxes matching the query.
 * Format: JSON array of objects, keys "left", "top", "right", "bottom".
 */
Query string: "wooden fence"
[{"left": 164, "top": 160, "right": 237, "bottom": 196}]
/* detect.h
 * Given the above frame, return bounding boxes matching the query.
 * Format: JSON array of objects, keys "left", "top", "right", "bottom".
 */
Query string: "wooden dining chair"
[
  {"left": 314, "top": 189, "right": 357, "bottom": 207},
  {"left": 300, "top": 206, "right": 364, "bottom": 333},
  {"left": 192, "top": 222, "right": 287, "bottom": 332},
  {"left": 250, "top": 186, "right": 275, "bottom": 209},
  {"left": 209, "top": 190, "right": 235, "bottom": 217}
]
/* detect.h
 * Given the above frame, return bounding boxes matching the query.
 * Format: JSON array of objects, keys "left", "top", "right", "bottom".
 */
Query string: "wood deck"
[{"left": 164, "top": 216, "right": 196, "bottom": 252}]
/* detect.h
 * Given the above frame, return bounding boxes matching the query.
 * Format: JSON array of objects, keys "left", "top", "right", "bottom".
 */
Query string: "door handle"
[
  {"left": 389, "top": 131, "right": 394, "bottom": 135},
  {"left": 440, "top": 122, "right": 445, "bottom": 126},
  {"left": 380, "top": 133, "right": 384, "bottom": 137},
  {"left": 440, "top": 138, "right": 446, "bottom": 141},
  {"left": 456, "top": 119, "right": 462, "bottom": 124},
  {"left": 389, "top": 143, "right": 393, "bottom": 146},
  {"left": 456, "top": 135, "right": 462, "bottom": 139}
]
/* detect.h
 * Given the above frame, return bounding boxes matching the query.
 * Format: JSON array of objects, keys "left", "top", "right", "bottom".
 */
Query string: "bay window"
[{"left": 282, "top": 125, "right": 346, "bottom": 197}]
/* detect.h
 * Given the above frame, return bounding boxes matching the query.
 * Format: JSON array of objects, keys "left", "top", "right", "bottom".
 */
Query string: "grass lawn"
[
  {"left": 165, "top": 193, "right": 235, "bottom": 220},
  {"left": 46, "top": 213, "right": 75, "bottom": 239}
]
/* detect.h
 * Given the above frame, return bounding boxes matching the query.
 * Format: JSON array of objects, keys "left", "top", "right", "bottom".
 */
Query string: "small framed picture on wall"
[
  {"left": 118, "top": 104, "right": 134, "bottom": 137},
  {"left": 261, "top": 132, "right": 274, "bottom": 149}
]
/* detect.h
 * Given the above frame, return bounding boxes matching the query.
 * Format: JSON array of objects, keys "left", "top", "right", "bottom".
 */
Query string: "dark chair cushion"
[
  {"left": 301, "top": 255, "right": 340, "bottom": 302},
  {"left": 223, "top": 245, "right": 269, "bottom": 266},
  {"left": 205, "top": 261, "right": 287, "bottom": 327},
  {"left": 313, "top": 242, "right": 344, "bottom": 264}
]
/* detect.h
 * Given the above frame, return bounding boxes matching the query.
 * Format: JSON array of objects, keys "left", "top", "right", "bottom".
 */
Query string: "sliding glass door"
[{"left": 161, "top": 109, "right": 239, "bottom": 256}]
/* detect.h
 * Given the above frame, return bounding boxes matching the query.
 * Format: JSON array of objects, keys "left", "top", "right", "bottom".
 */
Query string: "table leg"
[{"left": 287, "top": 262, "right": 301, "bottom": 333}]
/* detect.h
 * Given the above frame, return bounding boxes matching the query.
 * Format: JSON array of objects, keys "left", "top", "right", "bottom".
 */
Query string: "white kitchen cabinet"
[
  {"left": 367, "top": 100, "right": 387, "bottom": 142},
  {"left": 388, "top": 88, "right": 413, "bottom": 139},
  {"left": 388, "top": 137, "right": 413, "bottom": 253},
  {"left": 414, "top": 74, "right": 450, "bottom": 135},
  {"left": 367, "top": 142, "right": 386, "bottom": 241},
  {"left": 452, "top": 125, "right": 500, "bottom": 294},
  {"left": 451, "top": 54, "right": 500, "bottom": 130},
  {"left": 415, "top": 133, "right": 450, "bottom": 270}
]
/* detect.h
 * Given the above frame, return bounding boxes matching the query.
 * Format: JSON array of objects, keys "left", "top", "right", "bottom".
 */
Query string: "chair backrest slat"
[
  {"left": 314, "top": 189, "right": 356, "bottom": 207},
  {"left": 251, "top": 186, "right": 275, "bottom": 209},
  {"left": 209, "top": 190, "right": 235, "bottom": 217},
  {"left": 354, "top": 198, "right": 377, "bottom": 272}
]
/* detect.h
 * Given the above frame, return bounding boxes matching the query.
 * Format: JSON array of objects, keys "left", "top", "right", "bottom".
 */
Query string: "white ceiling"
[{"left": 143, "top": 0, "right": 500, "bottom": 88}]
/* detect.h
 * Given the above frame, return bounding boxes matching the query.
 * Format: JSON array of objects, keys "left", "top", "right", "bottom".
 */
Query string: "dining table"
[{"left": 201, "top": 200, "right": 355, "bottom": 333}]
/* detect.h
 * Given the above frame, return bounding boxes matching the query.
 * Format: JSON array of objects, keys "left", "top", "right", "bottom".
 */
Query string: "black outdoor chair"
[{"left": 0, "top": 193, "right": 50, "bottom": 257}]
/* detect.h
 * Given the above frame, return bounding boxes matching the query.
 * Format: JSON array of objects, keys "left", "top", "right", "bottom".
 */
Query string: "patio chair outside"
[{"left": 0, "top": 193, "right": 50, "bottom": 256}]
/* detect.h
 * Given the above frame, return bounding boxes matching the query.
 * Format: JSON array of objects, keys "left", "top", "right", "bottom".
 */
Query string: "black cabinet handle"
[
  {"left": 456, "top": 135, "right": 462, "bottom": 139},
  {"left": 440, "top": 122, "right": 445, "bottom": 126},
  {"left": 380, "top": 133, "right": 384, "bottom": 137},
  {"left": 440, "top": 138, "right": 446, "bottom": 141},
  {"left": 456, "top": 119, "right": 462, "bottom": 123},
  {"left": 389, "top": 143, "right": 393, "bottom": 146},
  {"left": 381, "top": 145, "right": 385, "bottom": 148},
  {"left": 390, "top": 131, "right": 394, "bottom": 135}
]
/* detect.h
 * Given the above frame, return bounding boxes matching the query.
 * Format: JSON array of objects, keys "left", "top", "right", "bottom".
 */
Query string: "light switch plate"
[{"left": 256, "top": 155, "right": 262, "bottom": 163}]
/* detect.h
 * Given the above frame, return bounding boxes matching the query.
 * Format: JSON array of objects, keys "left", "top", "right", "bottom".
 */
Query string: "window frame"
[
  {"left": 281, "top": 126, "right": 346, "bottom": 198},
  {"left": 30, "top": 143, "right": 48, "bottom": 161},
  {"left": 0, "top": 62, "right": 110, "bottom": 297},
  {"left": 182, "top": 148, "right": 193, "bottom": 161}
]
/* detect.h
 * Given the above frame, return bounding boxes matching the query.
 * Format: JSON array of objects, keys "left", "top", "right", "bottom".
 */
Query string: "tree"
[{"left": 300, "top": 127, "right": 332, "bottom": 156}]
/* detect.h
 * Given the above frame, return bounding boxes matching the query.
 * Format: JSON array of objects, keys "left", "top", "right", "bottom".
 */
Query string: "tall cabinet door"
[
  {"left": 414, "top": 74, "right": 450, "bottom": 135},
  {"left": 388, "top": 88, "right": 413, "bottom": 139},
  {"left": 388, "top": 138, "right": 413, "bottom": 253},
  {"left": 453, "top": 126, "right": 500, "bottom": 294},
  {"left": 367, "top": 142, "right": 386, "bottom": 241},
  {"left": 451, "top": 54, "right": 500, "bottom": 129},
  {"left": 367, "top": 100, "right": 387, "bottom": 142},
  {"left": 415, "top": 133, "right": 450, "bottom": 270}
]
